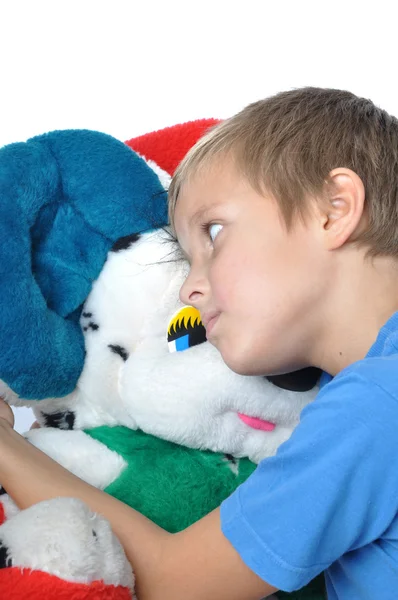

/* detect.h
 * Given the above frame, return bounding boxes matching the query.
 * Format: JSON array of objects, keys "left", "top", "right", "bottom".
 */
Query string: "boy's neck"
[{"left": 312, "top": 251, "right": 398, "bottom": 376}]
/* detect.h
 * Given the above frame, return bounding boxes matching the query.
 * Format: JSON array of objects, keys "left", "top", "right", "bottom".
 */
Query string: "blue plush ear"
[{"left": 0, "top": 129, "right": 168, "bottom": 400}]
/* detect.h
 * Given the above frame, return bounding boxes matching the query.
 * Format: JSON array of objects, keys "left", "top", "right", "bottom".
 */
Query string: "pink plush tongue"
[{"left": 238, "top": 413, "right": 276, "bottom": 431}]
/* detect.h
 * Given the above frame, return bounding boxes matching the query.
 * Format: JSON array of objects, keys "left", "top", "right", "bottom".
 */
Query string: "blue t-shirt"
[{"left": 221, "top": 311, "right": 398, "bottom": 599}]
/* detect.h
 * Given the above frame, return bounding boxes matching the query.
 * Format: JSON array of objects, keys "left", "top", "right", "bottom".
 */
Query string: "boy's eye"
[{"left": 208, "top": 223, "right": 223, "bottom": 242}]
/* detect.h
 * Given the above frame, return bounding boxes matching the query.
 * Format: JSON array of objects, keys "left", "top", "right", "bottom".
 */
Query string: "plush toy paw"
[{"left": 0, "top": 497, "right": 134, "bottom": 599}]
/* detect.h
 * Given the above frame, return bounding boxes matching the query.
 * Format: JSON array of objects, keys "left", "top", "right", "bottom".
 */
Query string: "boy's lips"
[
  {"left": 202, "top": 312, "right": 220, "bottom": 337},
  {"left": 237, "top": 413, "right": 276, "bottom": 432}
]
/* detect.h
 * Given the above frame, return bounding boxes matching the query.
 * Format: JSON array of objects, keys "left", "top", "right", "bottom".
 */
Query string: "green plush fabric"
[
  {"left": 85, "top": 426, "right": 325, "bottom": 599},
  {"left": 86, "top": 426, "right": 256, "bottom": 532}
]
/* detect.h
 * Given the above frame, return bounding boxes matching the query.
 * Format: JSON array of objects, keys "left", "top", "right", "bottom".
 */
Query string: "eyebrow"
[{"left": 188, "top": 206, "right": 211, "bottom": 227}]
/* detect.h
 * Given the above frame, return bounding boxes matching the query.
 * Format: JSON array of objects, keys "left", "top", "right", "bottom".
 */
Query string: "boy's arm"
[{"left": 0, "top": 419, "right": 277, "bottom": 600}]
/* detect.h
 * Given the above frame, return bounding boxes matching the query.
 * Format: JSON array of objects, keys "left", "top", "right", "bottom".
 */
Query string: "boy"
[{"left": 1, "top": 87, "right": 398, "bottom": 599}]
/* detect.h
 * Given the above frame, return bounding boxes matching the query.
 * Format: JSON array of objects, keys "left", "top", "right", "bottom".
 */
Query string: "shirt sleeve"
[{"left": 220, "top": 369, "right": 398, "bottom": 592}]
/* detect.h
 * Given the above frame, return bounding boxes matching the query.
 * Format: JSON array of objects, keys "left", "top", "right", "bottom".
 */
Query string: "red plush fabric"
[
  {"left": 126, "top": 118, "right": 220, "bottom": 175},
  {"left": 0, "top": 502, "right": 5, "bottom": 526},
  {"left": 0, "top": 568, "right": 132, "bottom": 600}
]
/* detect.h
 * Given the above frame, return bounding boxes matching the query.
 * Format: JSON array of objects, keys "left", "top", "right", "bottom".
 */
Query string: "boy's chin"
[
  {"left": 221, "top": 346, "right": 307, "bottom": 379},
  {"left": 220, "top": 350, "right": 265, "bottom": 377}
]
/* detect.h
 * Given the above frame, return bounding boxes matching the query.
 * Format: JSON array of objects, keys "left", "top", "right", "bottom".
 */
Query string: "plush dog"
[{"left": 0, "top": 122, "right": 324, "bottom": 599}]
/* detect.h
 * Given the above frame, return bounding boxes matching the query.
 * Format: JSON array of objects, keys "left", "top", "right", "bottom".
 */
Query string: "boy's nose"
[{"left": 179, "top": 269, "right": 208, "bottom": 308}]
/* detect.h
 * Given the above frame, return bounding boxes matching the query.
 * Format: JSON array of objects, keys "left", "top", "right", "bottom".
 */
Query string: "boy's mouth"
[
  {"left": 237, "top": 413, "right": 276, "bottom": 432},
  {"left": 204, "top": 314, "right": 220, "bottom": 337}
]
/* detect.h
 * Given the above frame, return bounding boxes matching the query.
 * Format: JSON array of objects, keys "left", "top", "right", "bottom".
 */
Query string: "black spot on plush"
[
  {"left": 111, "top": 233, "right": 141, "bottom": 252},
  {"left": 108, "top": 344, "right": 129, "bottom": 362},
  {"left": 0, "top": 542, "right": 12, "bottom": 568},
  {"left": 81, "top": 312, "right": 99, "bottom": 332},
  {"left": 224, "top": 453, "right": 237, "bottom": 465},
  {"left": 43, "top": 410, "right": 76, "bottom": 430}
]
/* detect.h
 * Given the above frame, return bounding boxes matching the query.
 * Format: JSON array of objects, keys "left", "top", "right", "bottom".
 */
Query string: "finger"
[{"left": 0, "top": 399, "right": 15, "bottom": 428}]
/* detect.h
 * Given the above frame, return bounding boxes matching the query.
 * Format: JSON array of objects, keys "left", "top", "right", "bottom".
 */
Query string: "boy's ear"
[{"left": 320, "top": 168, "right": 366, "bottom": 250}]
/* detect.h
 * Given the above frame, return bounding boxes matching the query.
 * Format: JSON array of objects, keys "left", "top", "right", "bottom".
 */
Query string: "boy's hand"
[{"left": 0, "top": 399, "right": 15, "bottom": 428}]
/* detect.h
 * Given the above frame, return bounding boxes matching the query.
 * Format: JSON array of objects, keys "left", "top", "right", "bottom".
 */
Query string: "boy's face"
[{"left": 174, "top": 160, "right": 330, "bottom": 376}]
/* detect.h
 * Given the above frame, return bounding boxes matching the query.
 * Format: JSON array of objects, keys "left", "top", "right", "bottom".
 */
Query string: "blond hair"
[{"left": 168, "top": 87, "right": 398, "bottom": 256}]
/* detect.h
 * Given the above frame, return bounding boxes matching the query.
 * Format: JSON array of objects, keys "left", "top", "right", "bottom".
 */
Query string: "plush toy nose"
[{"left": 266, "top": 366, "right": 321, "bottom": 392}]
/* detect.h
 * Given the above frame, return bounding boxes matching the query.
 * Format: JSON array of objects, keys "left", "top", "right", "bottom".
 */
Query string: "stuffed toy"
[{"left": 0, "top": 121, "right": 325, "bottom": 599}]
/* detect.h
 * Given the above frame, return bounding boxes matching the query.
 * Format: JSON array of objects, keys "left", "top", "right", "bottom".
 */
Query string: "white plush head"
[{"left": 23, "top": 227, "right": 319, "bottom": 464}]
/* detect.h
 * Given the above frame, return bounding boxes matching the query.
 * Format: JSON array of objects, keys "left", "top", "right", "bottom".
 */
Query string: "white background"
[{"left": 2, "top": 0, "right": 397, "bottom": 432}]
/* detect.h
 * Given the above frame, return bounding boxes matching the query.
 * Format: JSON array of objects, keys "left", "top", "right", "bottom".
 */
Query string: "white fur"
[
  {"left": 0, "top": 497, "right": 134, "bottom": 588},
  {"left": 30, "top": 229, "right": 182, "bottom": 429},
  {"left": 25, "top": 428, "right": 127, "bottom": 490},
  {"left": 120, "top": 340, "right": 315, "bottom": 463}
]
